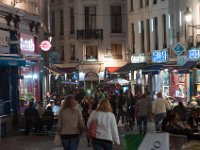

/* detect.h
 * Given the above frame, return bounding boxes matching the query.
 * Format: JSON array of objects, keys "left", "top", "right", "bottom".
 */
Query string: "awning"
[
  {"left": 106, "top": 67, "right": 120, "bottom": 73},
  {"left": 22, "top": 54, "right": 43, "bottom": 60},
  {"left": 42, "top": 65, "right": 63, "bottom": 75},
  {"left": 142, "top": 64, "right": 163, "bottom": 74},
  {"left": 163, "top": 61, "right": 198, "bottom": 73},
  {"left": 115, "top": 63, "right": 146, "bottom": 73},
  {"left": 178, "top": 61, "right": 198, "bottom": 74},
  {"left": 0, "top": 56, "right": 26, "bottom": 66},
  {"left": 53, "top": 63, "right": 78, "bottom": 73}
]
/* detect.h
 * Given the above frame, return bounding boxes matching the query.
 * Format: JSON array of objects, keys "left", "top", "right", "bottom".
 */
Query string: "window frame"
[{"left": 111, "top": 6, "right": 122, "bottom": 33}]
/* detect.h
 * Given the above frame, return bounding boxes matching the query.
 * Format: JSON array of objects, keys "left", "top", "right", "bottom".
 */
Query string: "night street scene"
[{"left": 1, "top": 0, "right": 200, "bottom": 150}]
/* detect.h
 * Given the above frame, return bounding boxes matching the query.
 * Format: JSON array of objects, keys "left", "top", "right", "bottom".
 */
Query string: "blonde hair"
[
  {"left": 96, "top": 99, "right": 112, "bottom": 113},
  {"left": 61, "top": 95, "right": 77, "bottom": 111},
  {"left": 181, "top": 140, "right": 200, "bottom": 150}
]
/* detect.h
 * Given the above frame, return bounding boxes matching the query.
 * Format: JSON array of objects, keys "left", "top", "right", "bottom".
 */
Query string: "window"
[
  {"left": 153, "top": 0, "right": 157, "bottom": 4},
  {"left": 60, "top": 46, "right": 64, "bottom": 61},
  {"left": 140, "top": 0, "right": 143, "bottom": 8},
  {"left": 70, "top": 8, "right": 75, "bottom": 34},
  {"left": 111, "top": 6, "right": 122, "bottom": 33},
  {"left": 86, "top": 46, "right": 97, "bottom": 60},
  {"left": 111, "top": 44, "right": 122, "bottom": 59},
  {"left": 59, "top": 9, "right": 64, "bottom": 36},
  {"left": 162, "top": 14, "right": 167, "bottom": 48},
  {"left": 130, "top": 0, "right": 134, "bottom": 11},
  {"left": 146, "top": 19, "right": 150, "bottom": 52},
  {"left": 145, "top": 0, "right": 149, "bottom": 6},
  {"left": 70, "top": 45, "right": 75, "bottom": 60},
  {"left": 153, "top": 17, "right": 158, "bottom": 50},
  {"left": 85, "top": 6, "right": 96, "bottom": 30},
  {"left": 140, "top": 21, "right": 145, "bottom": 53},
  {"left": 51, "top": 10, "right": 55, "bottom": 36},
  {"left": 132, "top": 23, "right": 135, "bottom": 54}
]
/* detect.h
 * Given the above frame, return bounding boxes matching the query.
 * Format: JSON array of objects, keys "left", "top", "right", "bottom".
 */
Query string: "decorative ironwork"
[{"left": 77, "top": 29, "right": 103, "bottom": 40}]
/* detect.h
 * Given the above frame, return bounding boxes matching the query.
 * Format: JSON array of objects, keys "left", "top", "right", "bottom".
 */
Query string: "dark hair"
[
  {"left": 46, "top": 106, "right": 52, "bottom": 111},
  {"left": 178, "top": 101, "right": 183, "bottom": 106},
  {"left": 29, "top": 101, "right": 34, "bottom": 107},
  {"left": 168, "top": 112, "right": 178, "bottom": 123}
]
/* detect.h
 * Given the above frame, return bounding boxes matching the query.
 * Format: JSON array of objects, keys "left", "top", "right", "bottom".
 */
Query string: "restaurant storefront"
[{"left": 19, "top": 33, "right": 41, "bottom": 103}]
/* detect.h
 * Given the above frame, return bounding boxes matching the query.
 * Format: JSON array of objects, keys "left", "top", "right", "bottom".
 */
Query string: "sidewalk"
[{"left": 0, "top": 121, "right": 156, "bottom": 150}]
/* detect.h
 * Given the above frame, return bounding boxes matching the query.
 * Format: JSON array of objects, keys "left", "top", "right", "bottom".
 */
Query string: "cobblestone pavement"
[{"left": 0, "top": 121, "right": 156, "bottom": 150}]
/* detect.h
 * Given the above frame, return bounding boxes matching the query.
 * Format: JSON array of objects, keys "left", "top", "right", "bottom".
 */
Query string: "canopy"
[{"left": 115, "top": 63, "right": 146, "bottom": 73}]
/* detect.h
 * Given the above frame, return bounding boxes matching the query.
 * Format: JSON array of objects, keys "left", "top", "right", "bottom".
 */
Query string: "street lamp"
[
  {"left": 184, "top": 7, "right": 193, "bottom": 48},
  {"left": 184, "top": 7, "right": 192, "bottom": 22}
]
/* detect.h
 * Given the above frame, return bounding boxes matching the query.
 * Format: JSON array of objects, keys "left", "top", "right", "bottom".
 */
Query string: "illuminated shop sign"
[
  {"left": 152, "top": 50, "right": 168, "bottom": 63},
  {"left": 40, "top": 40, "right": 52, "bottom": 51},
  {"left": 131, "top": 53, "right": 147, "bottom": 63},
  {"left": 188, "top": 49, "right": 200, "bottom": 60},
  {"left": 20, "top": 33, "right": 35, "bottom": 53}
]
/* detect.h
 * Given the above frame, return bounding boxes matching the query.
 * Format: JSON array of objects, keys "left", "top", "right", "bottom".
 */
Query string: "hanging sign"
[
  {"left": 172, "top": 43, "right": 185, "bottom": 56},
  {"left": 40, "top": 40, "right": 52, "bottom": 51},
  {"left": 177, "top": 56, "right": 187, "bottom": 66},
  {"left": 152, "top": 49, "right": 168, "bottom": 63},
  {"left": 188, "top": 48, "right": 200, "bottom": 60},
  {"left": 131, "top": 53, "right": 147, "bottom": 63}
]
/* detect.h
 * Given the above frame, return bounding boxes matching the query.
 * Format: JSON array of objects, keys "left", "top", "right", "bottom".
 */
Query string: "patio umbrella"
[{"left": 104, "top": 77, "right": 129, "bottom": 86}]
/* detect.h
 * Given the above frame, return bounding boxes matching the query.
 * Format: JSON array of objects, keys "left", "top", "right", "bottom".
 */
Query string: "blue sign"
[
  {"left": 188, "top": 49, "right": 200, "bottom": 60},
  {"left": 152, "top": 50, "right": 168, "bottom": 63},
  {"left": 173, "top": 43, "right": 185, "bottom": 56},
  {"left": 177, "top": 56, "right": 187, "bottom": 66}
]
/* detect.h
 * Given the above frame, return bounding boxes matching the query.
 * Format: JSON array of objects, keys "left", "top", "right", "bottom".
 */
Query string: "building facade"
[
  {"left": 0, "top": 0, "right": 43, "bottom": 135},
  {"left": 48, "top": 0, "right": 128, "bottom": 93},
  {"left": 127, "top": 0, "right": 200, "bottom": 101}
]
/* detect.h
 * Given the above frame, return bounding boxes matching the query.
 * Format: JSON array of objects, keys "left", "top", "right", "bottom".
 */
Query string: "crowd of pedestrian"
[{"left": 22, "top": 87, "right": 200, "bottom": 150}]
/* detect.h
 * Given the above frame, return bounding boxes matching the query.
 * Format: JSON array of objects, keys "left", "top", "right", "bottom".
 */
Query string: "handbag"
[
  {"left": 54, "top": 133, "right": 62, "bottom": 146},
  {"left": 87, "top": 111, "right": 97, "bottom": 138},
  {"left": 87, "top": 119, "right": 97, "bottom": 138}
]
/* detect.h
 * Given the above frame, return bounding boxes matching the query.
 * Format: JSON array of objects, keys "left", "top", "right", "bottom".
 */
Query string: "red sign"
[{"left": 40, "top": 40, "right": 52, "bottom": 51}]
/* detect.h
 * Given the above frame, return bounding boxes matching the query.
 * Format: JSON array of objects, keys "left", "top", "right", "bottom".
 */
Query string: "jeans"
[
  {"left": 155, "top": 113, "right": 166, "bottom": 131},
  {"left": 92, "top": 138, "right": 113, "bottom": 150},
  {"left": 61, "top": 135, "right": 80, "bottom": 150},
  {"left": 138, "top": 116, "right": 148, "bottom": 134}
]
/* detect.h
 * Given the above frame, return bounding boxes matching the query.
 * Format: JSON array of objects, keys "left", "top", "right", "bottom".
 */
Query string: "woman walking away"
[
  {"left": 57, "top": 95, "right": 84, "bottom": 150},
  {"left": 87, "top": 99, "right": 120, "bottom": 150}
]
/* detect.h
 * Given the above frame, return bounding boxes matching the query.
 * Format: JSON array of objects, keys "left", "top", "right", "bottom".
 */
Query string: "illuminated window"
[
  {"left": 86, "top": 46, "right": 97, "bottom": 60},
  {"left": 111, "top": 43, "right": 122, "bottom": 59}
]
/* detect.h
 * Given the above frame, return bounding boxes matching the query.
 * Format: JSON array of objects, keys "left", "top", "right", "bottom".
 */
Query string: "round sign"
[{"left": 40, "top": 40, "right": 52, "bottom": 51}]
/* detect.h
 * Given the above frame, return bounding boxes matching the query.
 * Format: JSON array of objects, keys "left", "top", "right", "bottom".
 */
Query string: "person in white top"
[
  {"left": 152, "top": 92, "right": 171, "bottom": 131},
  {"left": 87, "top": 99, "right": 120, "bottom": 150}
]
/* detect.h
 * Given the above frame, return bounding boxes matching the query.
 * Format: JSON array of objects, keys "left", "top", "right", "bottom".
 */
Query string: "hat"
[{"left": 50, "top": 99, "right": 55, "bottom": 102}]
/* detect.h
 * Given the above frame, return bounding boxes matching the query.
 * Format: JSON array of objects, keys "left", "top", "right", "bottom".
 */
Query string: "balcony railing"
[{"left": 77, "top": 29, "right": 103, "bottom": 40}]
